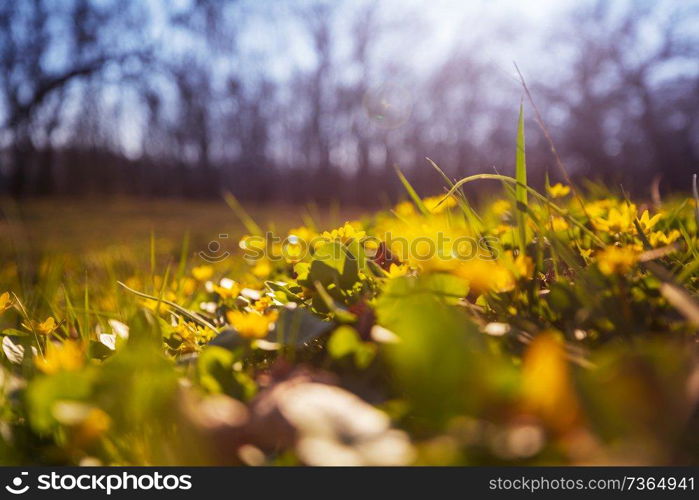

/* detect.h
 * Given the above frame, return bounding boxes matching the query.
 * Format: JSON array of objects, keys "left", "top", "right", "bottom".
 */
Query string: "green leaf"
[
  {"left": 94, "top": 339, "right": 180, "bottom": 428},
  {"left": 327, "top": 326, "right": 362, "bottom": 359},
  {"left": 26, "top": 371, "right": 95, "bottom": 433},
  {"left": 265, "top": 280, "right": 304, "bottom": 303},
  {"left": 197, "top": 346, "right": 236, "bottom": 395},
  {"left": 0, "top": 328, "right": 29, "bottom": 337},
  {"left": 327, "top": 326, "right": 376, "bottom": 368},
  {"left": 375, "top": 276, "right": 491, "bottom": 424},
  {"left": 269, "top": 307, "right": 332, "bottom": 347},
  {"left": 353, "top": 343, "right": 377, "bottom": 369},
  {"left": 299, "top": 241, "right": 361, "bottom": 310}
]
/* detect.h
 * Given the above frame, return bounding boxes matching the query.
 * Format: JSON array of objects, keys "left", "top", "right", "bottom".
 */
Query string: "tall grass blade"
[
  {"left": 515, "top": 102, "right": 528, "bottom": 253},
  {"left": 83, "top": 273, "right": 90, "bottom": 342},
  {"left": 117, "top": 281, "right": 218, "bottom": 332},
  {"left": 394, "top": 165, "right": 429, "bottom": 216},
  {"left": 440, "top": 173, "right": 605, "bottom": 246},
  {"left": 426, "top": 157, "right": 483, "bottom": 232},
  {"left": 692, "top": 174, "right": 699, "bottom": 233},
  {"left": 223, "top": 191, "right": 263, "bottom": 236}
]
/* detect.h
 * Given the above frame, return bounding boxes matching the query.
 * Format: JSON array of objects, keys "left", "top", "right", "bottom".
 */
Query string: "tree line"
[{"left": 0, "top": 0, "right": 697, "bottom": 204}]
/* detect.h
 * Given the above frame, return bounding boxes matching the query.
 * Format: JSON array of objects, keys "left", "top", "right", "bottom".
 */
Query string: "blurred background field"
[
  {"left": 0, "top": 198, "right": 358, "bottom": 255},
  {"left": 0, "top": 197, "right": 361, "bottom": 336},
  {"left": 0, "top": 197, "right": 361, "bottom": 325}
]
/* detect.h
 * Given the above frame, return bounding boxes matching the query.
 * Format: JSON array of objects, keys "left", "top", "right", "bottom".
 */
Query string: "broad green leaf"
[
  {"left": 269, "top": 306, "right": 332, "bottom": 347},
  {"left": 375, "top": 276, "right": 500, "bottom": 424},
  {"left": 197, "top": 346, "right": 236, "bottom": 395},
  {"left": 26, "top": 371, "right": 96, "bottom": 433}
]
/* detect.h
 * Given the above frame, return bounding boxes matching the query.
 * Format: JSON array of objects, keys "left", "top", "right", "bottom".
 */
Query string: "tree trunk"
[{"left": 9, "top": 142, "right": 30, "bottom": 198}]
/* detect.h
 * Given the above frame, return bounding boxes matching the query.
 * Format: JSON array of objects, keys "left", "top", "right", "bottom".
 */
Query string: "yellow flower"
[
  {"left": 491, "top": 199, "right": 511, "bottom": 217},
  {"left": 638, "top": 210, "right": 662, "bottom": 232},
  {"left": 549, "top": 216, "right": 569, "bottom": 232},
  {"left": 386, "top": 263, "right": 409, "bottom": 278},
  {"left": 79, "top": 407, "right": 111, "bottom": 442},
  {"left": 53, "top": 402, "right": 111, "bottom": 444},
  {"left": 321, "top": 222, "right": 366, "bottom": 244},
  {"left": 283, "top": 236, "right": 309, "bottom": 263},
  {"left": 547, "top": 183, "right": 571, "bottom": 198},
  {"left": 172, "top": 318, "right": 202, "bottom": 353},
  {"left": 239, "top": 235, "right": 266, "bottom": 252},
  {"left": 288, "top": 226, "right": 316, "bottom": 243},
  {"left": 492, "top": 223, "right": 511, "bottom": 236},
  {"left": 579, "top": 248, "right": 593, "bottom": 260},
  {"left": 592, "top": 203, "right": 636, "bottom": 233},
  {"left": 180, "top": 277, "right": 197, "bottom": 296},
  {"left": 454, "top": 260, "right": 515, "bottom": 295},
  {"left": 362, "top": 238, "right": 380, "bottom": 254},
  {"left": 394, "top": 201, "right": 416, "bottom": 218},
  {"left": 379, "top": 215, "right": 469, "bottom": 272},
  {"left": 0, "top": 292, "right": 12, "bottom": 313},
  {"left": 498, "top": 252, "right": 534, "bottom": 280},
  {"left": 23, "top": 316, "right": 58, "bottom": 335},
  {"left": 252, "top": 296, "right": 273, "bottom": 312},
  {"left": 513, "top": 254, "right": 534, "bottom": 279},
  {"left": 522, "top": 332, "right": 580, "bottom": 431},
  {"left": 252, "top": 260, "right": 273, "bottom": 278},
  {"left": 649, "top": 229, "right": 681, "bottom": 247},
  {"left": 192, "top": 265, "right": 214, "bottom": 281},
  {"left": 226, "top": 310, "right": 279, "bottom": 339},
  {"left": 124, "top": 276, "right": 142, "bottom": 291},
  {"left": 35, "top": 340, "right": 84, "bottom": 374},
  {"left": 423, "top": 195, "right": 457, "bottom": 214},
  {"left": 213, "top": 278, "right": 240, "bottom": 299},
  {"left": 283, "top": 227, "right": 315, "bottom": 263},
  {"left": 585, "top": 199, "right": 613, "bottom": 218},
  {"left": 596, "top": 246, "right": 637, "bottom": 276}
]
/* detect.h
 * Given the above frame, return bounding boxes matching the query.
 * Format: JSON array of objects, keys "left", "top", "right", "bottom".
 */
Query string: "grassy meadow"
[{"left": 1, "top": 118, "right": 699, "bottom": 466}]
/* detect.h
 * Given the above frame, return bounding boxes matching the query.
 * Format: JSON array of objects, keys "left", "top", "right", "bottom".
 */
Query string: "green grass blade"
[
  {"left": 515, "top": 101, "right": 528, "bottom": 253},
  {"left": 440, "top": 173, "right": 605, "bottom": 246},
  {"left": 224, "top": 192, "right": 263, "bottom": 236},
  {"left": 394, "top": 166, "right": 429, "bottom": 216},
  {"left": 149, "top": 230, "right": 156, "bottom": 292},
  {"left": 693, "top": 174, "right": 699, "bottom": 233},
  {"left": 83, "top": 272, "right": 90, "bottom": 342},
  {"left": 426, "top": 157, "right": 483, "bottom": 232},
  {"left": 175, "top": 231, "right": 190, "bottom": 301},
  {"left": 62, "top": 285, "right": 79, "bottom": 338},
  {"left": 117, "top": 281, "right": 218, "bottom": 332}
]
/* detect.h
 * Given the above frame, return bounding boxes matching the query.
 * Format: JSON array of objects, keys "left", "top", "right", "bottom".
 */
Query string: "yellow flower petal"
[
  {"left": 546, "top": 183, "right": 571, "bottom": 198},
  {"left": 192, "top": 265, "right": 214, "bottom": 281}
]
